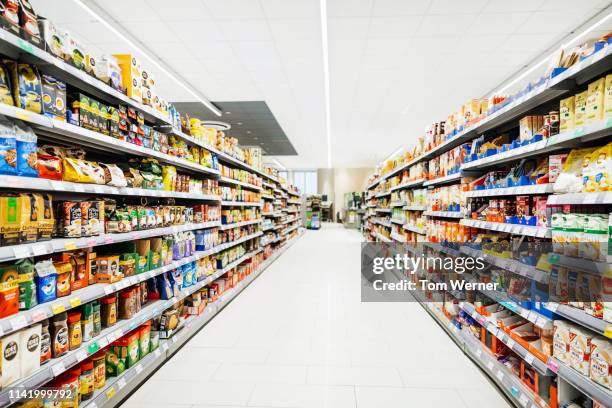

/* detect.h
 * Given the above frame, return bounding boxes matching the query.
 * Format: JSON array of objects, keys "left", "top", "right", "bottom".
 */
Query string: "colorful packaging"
[
  {"left": 0, "top": 62, "right": 14, "bottom": 106},
  {"left": 9, "top": 62, "right": 42, "bottom": 113},
  {"left": 17, "top": 257, "right": 36, "bottom": 310},
  {"left": 574, "top": 90, "right": 588, "bottom": 126},
  {"left": 569, "top": 325, "right": 593, "bottom": 376},
  {"left": 0, "top": 264, "right": 19, "bottom": 318},
  {"left": 0, "top": 118, "right": 16, "bottom": 175},
  {"left": 605, "top": 74, "right": 612, "bottom": 119},
  {"left": 590, "top": 336, "right": 612, "bottom": 390},
  {"left": 586, "top": 77, "right": 605, "bottom": 123},
  {"left": 14, "top": 122, "right": 37, "bottom": 177},
  {"left": 34, "top": 259, "right": 57, "bottom": 303}
]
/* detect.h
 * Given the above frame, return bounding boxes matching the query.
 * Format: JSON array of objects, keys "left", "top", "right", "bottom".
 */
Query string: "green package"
[
  {"left": 17, "top": 258, "right": 36, "bottom": 310},
  {"left": 119, "top": 253, "right": 137, "bottom": 277}
]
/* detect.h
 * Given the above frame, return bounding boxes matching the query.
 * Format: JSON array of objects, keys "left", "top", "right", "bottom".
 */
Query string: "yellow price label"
[
  {"left": 64, "top": 242, "right": 77, "bottom": 250},
  {"left": 106, "top": 387, "right": 116, "bottom": 399},
  {"left": 51, "top": 303, "right": 65, "bottom": 314},
  {"left": 16, "top": 112, "right": 30, "bottom": 122},
  {"left": 604, "top": 325, "right": 612, "bottom": 339},
  {"left": 69, "top": 297, "right": 81, "bottom": 308}
]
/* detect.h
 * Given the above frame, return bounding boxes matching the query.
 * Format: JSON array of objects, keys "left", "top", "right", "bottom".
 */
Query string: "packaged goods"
[
  {"left": 553, "top": 320, "right": 572, "bottom": 364},
  {"left": 67, "top": 311, "right": 82, "bottom": 350},
  {"left": 96, "top": 255, "right": 121, "bottom": 283},
  {"left": 57, "top": 200, "right": 82, "bottom": 237},
  {"left": 0, "top": 263, "right": 19, "bottom": 318},
  {"left": 81, "top": 302, "right": 94, "bottom": 342},
  {"left": 36, "top": 151, "right": 61, "bottom": 180},
  {"left": 105, "top": 347, "right": 125, "bottom": 377},
  {"left": 50, "top": 312, "right": 69, "bottom": 358},
  {"left": 39, "top": 318, "right": 51, "bottom": 364},
  {"left": 79, "top": 359, "right": 94, "bottom": 400},
  {"left": 605, "top": 74, "right": 612, "bottom": 119},
  {"left": 20, "top": 323, "right": 41, "bottom": 378},
  {"left": 54, "top": 261, "right": 72, "bottom": 297},
  {"left": 0, "top": 331, "right": 20, "bottom": 387},
  {"left": 100, "top": 163, "right": 127, "bottom": 187},
  {"left": 14, "top": 122, "right": 37, "bottom": 177},
  {"left": 34, "top": 193, "right": 54, "bottom": 240},
  {"left": 17, "top": 257, "right": 36, "bottom": 310},
  {"left": 114, "top": 54, "right": 142, "bottom": 103},
  {"left": 0, "top": 62, "right": 13, "bottom": 106},
  {"left": 7, "top": 61, "right": 42, "bottom": 113},
  {"left": 34, "top": 259, "right": 56, "bottom": 304},
  {"left": 65, "top": 35, "right": 86, "bottom": 71},
  {"left": 574, "top": 90, "right": 588, "bottom": 126},
  {"left": 92, "top": 350, "right": 105, "bottom": 389},
  {"left": 40, "top": 18, "right": 65, "bottom": 59},
  {"left": 17, "top": 0, "right": 41, "bottom": 46},
  {"left": 0, "top": 0, "right": 19, "bottom": 35},
  {"left": 553, "top": 147, "right": 597, "bottom": 193},
  {"left": 586, "top": 77, "right": 605, "bottom": 123},
  {"left": 569, "top": 325, "right": 593, "bottom": 376},
  {"left": 113, "top": 331, "right": 140, "bottom": 368},
  {"left": 100, "top": 295, "right": 117, "bottom": 327},
  {"left": 0, "top": 118, "right": 16, "bottom": 175},
  {"left": 41, "top": 74, "right": 66, "bottom": 120},
  {"left": 590, "top": 336, "right": 611, "bottom": 390},
  {"left": 139, "top": 322, "right": 151, "bottom": 357}
]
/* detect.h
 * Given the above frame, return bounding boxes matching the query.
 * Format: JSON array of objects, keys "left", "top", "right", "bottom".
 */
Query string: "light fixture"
[
  {"left": 384, "top": 146, "right": 403, "bottom": 163},
  {"left": 225, "top": 112, "right": 231, "bottom": 114},
  {"left": 273, "top": 159, "right": 286, "bottom": 170},
  {"left": 72, "top": 0, "right": 222, "bottom": 117},
  {"left": 490, "top": 10, "right": 612, "bottom": 97},
  {"left": 237, "top": 122, "right": 242, "bottom": 125},
  {"left": 320, "top": 0, "right": 332, "bottom": 168},
  {"left": 246, "top": 130, "right": 251, "bottom": 134}
]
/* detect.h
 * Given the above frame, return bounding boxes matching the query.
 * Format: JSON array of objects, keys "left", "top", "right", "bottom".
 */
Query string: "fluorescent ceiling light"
[
  {"left": 273, "top": 159, "right": 287, "bottom": 170},
  {"left": 490, "top": 9, "right": 612, "bottom": 97},
  {"left": 73, "top": 0, "right": 222, "bottom": 117},
  {"left": 320, "top": 0, "right": 332, "bottom": 168},
  {"left": 384, "top": 146, "right": 403, "bottom": 163}
]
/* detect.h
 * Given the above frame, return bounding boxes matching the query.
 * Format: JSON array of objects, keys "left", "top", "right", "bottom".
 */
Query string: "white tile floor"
[{"left": 122, "top": 224, "right": 512, "bottom": 408}]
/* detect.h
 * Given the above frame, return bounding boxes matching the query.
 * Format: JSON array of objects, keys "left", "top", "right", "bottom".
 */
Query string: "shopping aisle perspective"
[{"left": 123, "top": 224, "right": 510, "bottom": 408}]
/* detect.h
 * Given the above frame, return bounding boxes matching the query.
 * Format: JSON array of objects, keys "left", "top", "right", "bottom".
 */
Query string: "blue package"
[
  {"left": 0, "top": 119, "right": 16, "bottom": 175},
  {"left": 15, "top": 122, "right": 38, "bottom": 177},
  {"left": 34, "top": 260, "right": 57, "bottom": 303}
]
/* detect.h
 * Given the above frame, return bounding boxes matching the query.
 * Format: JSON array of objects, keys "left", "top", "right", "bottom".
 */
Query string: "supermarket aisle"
[{"left": 123, "top": 224, "right": 510, "bottom": 408}]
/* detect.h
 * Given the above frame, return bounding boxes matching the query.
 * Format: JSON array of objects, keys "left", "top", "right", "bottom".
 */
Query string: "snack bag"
[
  {"left": 0, "top": 62, "right": 14, "bottom": 106},
  {"left": 593, "top": 143, "right": 611, "bottom": 191},
  {"left": 554, "top": 147, "right": 597, "bottom": 193},
  {"left": 0, "top": 118, "right": 16, "bottom": 175},
  {"left": 14, "top": 121, "right": 38, "bottom": 177}
]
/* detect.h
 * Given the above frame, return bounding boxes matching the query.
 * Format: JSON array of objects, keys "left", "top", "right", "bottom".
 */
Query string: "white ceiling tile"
[
  {"left": 260, "top": 0, "right": 319, "bottom": 18},
  {"left": 328, "top": 0, "right": 374, "bottom": 17},
  {"left": 97, "top": 0, "right": 160, "bottom": 22},
  {"left": 185, "top": 41, "right": 237, "bottom": 59},
  {"left": 62, "top": 21, "right": 109, "bottom": 45},
  {"left": 329, "top": 17, "right": 371, "bottom": 40},
  {"left": 203, "top": 0, "right": 266, "bottom": 19},
  {"left": 147, "top": 0, "right": 211, "bottom": 20},
  {"left": 538, "top": 0, "right": 610, "bottom": 10},
  {"left": 233, "top": 41, "right": 278, "bottom": 58},
  {"left": 121, "top": 21, "right": 179, "bottom": 43},
  {"left": 369, "top": 16, "right": 423, "bottom": 37},
  {"left": 519, "top": 10, "right": 594, "bottom": 34},
  {"left": 220, "top": 19, "right": 272, "bottom": 41},
  {"left": 242, "top": 56, "right": 285, "bottom": 71},
  {"left": 406, "top": 36, "right": 459, "bottom": 54},
  {"left": 147, "top": 42, "right": 192, "bottom": 60},
  {"left": 363, "top": 37, "right": 412, "bottom": 56},
  {"left": 416, "top": 14, "right": 477, "bottom": 36},
  {"left": 167, "top": 20, "right": 225, "bottom": 42},
  {"left": 467, "top": 12, "right": 532, "bottom": 35},
  {"left": 268, "top": 19, "right": 320, "bottom": 40},
  {"left": 457, "top": 34, "right": 509, "bottom": 53},
  {"left": 275, "top": 38, "right": 321, "bottom": 57},
  {"left": 500, "top": 32, "right": 561, "bottom": 53},
  {"left": 328, "top": 39, "right": 364, "bottom": 57},
  {"left": 482, "top": 0, "right": 545, "bottom": 13},
  {"left": 371, "top": 0, "right": 431, "bottom": 16},
  {"left": 428, "top": 0, "right": 487, "bottom": 14}
]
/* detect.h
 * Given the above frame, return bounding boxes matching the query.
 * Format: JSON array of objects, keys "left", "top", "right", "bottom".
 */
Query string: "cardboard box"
[
  {"left": 586, "top": 77, "right": 605, "bottom": 123},
  {"left": 113, "top": 54, "right": 142, "bottom": 103}
]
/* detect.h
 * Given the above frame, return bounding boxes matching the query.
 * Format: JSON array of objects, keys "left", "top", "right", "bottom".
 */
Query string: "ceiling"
[
  {"left": 30, "top": 0, "right": 612, "bottom": 169},
  {"left": 174, "top": 101, "right": 297, "bottom": 155}
]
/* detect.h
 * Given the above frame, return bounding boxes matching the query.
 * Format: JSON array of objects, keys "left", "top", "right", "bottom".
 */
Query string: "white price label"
[
  {"left": 51, "top": 361, "right": 66, "bottom": 377},
  {"left": 520, "top": 309, "right": 530, "bottom": 319},
  {"left": 519, "top": 394, "right": 529, "bottom": 407},
  {"left": 546, "top": 302, "right": 559, "bottom": 312},
  {"left": 524, "top": 353, "right": 535, "bottom": 365},
  {"left": 496, "top": 370, "right": 504, "bottom": 381},
  {"left": 117, "top": 378, "right": 126, "bottom": 390},
  {"left": 475, "top": 348, "right": 482, "bottom": 357},
  {"left": 506, "top": 339, "right": 515, "bottom": 350},
  {"left": 135, "top": 364, "right": 143, "bottom": 374},
  {"left": 76, "top": 350, "right": 88, "bottom": 362},
  {"left": 154, "top": 349, "right": 162, "bottom": 358},
  {"left": 487, "top": 361, "right": 495, "bottom": 371},
  {"left": 172, "top": 336, "right": 178, "bottom": 343},
  {"left": 104, "top": 285, "right": 114, "bottom": 295},
  {"left": 31, "top": 244, "right": 48, "bottom": 256},
  {"left": 10, "top": 315, "right": 27, "bottom": 331},
  {"left": 12, "top": 245, "right": 30, "bottom": 259},
  {"left": 162, "top": 342, "right": 170, "bottom": 351},
  {"left": 73, "top": 184, "right": 85, "bottom": 192}
]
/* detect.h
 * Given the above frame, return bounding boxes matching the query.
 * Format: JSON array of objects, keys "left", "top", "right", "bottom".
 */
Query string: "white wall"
[{"left": 315, "top": 168, "right": 373, "bottom": 221}]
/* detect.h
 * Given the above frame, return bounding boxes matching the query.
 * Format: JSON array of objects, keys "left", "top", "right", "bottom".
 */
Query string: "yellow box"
[
  {"left": 604, "top": 74, "right": 612, "bottom": 119},
  {"left": 574, "top": 90, "right": 588, "bottom": 126},
  {"left": 113, "top": 54, "right": 142, "bottom": 103},
  {"left": 586, "top": 77, "right": 605, "bottom": 123},
  {"left": 559, "top": 96, "right": 575, "bottom": 132}
]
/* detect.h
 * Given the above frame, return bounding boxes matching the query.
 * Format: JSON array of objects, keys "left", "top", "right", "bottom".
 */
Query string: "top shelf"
[{"left": 0, "top": 29, "right": 171, "bottom": 126}]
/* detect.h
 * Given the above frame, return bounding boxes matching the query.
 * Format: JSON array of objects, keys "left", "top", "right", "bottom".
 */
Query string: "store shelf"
[
  {"left": 423, "top": 173, "right": 462, "bottom": 186},
  {"left": 372, "top": 219, "right": 391, "bottom": 228},
  {"left": 261, "top": 193, "right": 274, "bottom": 200},
  {"left": 217, "top": 232, "right": 263, "bottom": 252},
  {"left": 262, "top": 224, "right": 275, "bottom": 231},
  {"left": 0, "top": 221, "right": 220, "bottom": 263},
  {"left": 423, "top": 210, "right": 464, "bottom": 218},
  {"left": 220, "top": 201, "right": 263, "bottom": 207},
  {"left": 465, "top": 184, "right": 554, "bottom": 198},
  {"left": 218, "top": 176, "right": 263, "bottom": 191},
  {"left": 548, "top": 357, "right": 612, "bottom": 406},
  {"left": 284, "top": 224, "right": 301, "bottom": 235},
  {"left": 478, "top": 289, "right": 554, "bottom": 330},
  {"left": 0, "top": 175, "right": 221, "bottom": 201},
  {"left": 375, "top": 233, "right": 391, "bottom": 242},
  {"left": 390, "top": 201, "right": 406, "bottom": 207},
  {"left": 366, "top": 179, "right": 380, "bottom": 190},
  {"left": 423, "top": 243, "right": 462, "bottom": 257},
  {"left": 461, "top": 302, "right": 553, "bottom": 376},
  {"left": 219, "top": 219, "right": 262, "bottom": 230},
  {"left": 375, "top": 191, "right": 391, "bottom": 198},
  {"left": 375, "top": 208, "right": 392, "bottom": 213},
  {"left": 0, "top": 29, "right": 172, "bottom": 126},
  {"left": 390, "top": 232, "right": 406, "bottom": 242},
  {"left": 460, "top": 219, "right": 551, "bottom": 238},
  {"left": 389, "top": 179, "right": 425, "bottom": 191},
  {"left": 262, "top": 236, "right": 281, "bottom": 245},
  {"left": 402, "top": 224, "right": 426, "bottom": 235},
  {"left": 460, "top": 246, "right": 548, "bottom": 283},
  {"left": 280, "top": 217, "right": 299, "bottom": 225},
  {"left": 287, "top": 199, "right": 301, "bottom": 205},
  {"left": 547, "top": 191, "right": 612, "bottom": 205},
  {"left": 390, "top": 218, "right": 406, "bottom": 225},
  {"left": 546, "top": 303, "right": 611, "bottom": 338},
  {"left": 402, "top": 205, "right": 426, "bottom": 211},
  {"left": 547, "top": 253, "right": 611, "bottom": 275}
]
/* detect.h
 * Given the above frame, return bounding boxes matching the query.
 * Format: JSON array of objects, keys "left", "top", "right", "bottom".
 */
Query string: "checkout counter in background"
[
  {"left": 341, "top": 192, "right": 365, "bottom": 229},
  {"left": 305, "top": 195, "right": 322, "bottom": 229}
]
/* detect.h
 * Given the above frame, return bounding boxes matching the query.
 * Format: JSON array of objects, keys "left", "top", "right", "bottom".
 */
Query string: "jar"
[
  {"left": 119, "top": 289, "right": 136, "bottom": 320},
  {"left": 40, "top": 319, "right": 51, "bottom": 364},
  {"left": 81, "top": 302, "right": 94, "bottom": 342},
  {"left": 67, "top": 311, "right": 82, "bottom": 350},
  {"left": 50, "top": 312, "right": 69, "bottom": 358},
  {"left": 79, "top": 360, "right": 94, "bottom": 401},
  {"left": 91, "top": 350, "right": 106, "bottom": 389},
  {"left": 100, "top": 295, "right": 117, "bottom": 328},
  {"left": 92, "top": 300, "right": 101, "bottom": 336}
]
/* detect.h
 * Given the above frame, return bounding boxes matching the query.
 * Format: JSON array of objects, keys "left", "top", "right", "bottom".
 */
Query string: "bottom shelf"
[{"left": 81, "top": 232, "right": 304, "bottom": 408}]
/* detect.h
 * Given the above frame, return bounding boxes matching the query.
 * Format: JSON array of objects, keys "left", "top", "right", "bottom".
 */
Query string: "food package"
[
  {"left": 94, "top": 55, "right": 123, "bottom": 91},
  {"left": 17, "top": 0, "right": 42, "bottom": 46},
  {"left": 0, "top": 62, "right": 14, "bottom": 106},
  {"left": 17, "top": 257, "right": 36, "bottom": 310},
  {"left": 553, "top": 147, "right": 597, "bottom": 193},
  {"left": 14, "top": 121, "right": 37, "bottom": 177},
  {"left": 605, "top": 74, "right": 612, "bottom": 119},
  {"left": 582, "top": 144, "right": 612, "bottom": 192},
  {"left": 56, "top": 200, "right": 82, "bottom": 237},
  {"left": 0, "top": 264, "right": 19, "bottom": 318},
  {"left": 590, "top": 336, "right": 612, "bottom": 390},
  {"left": 6, "top": 61, "right": 42, "bottom": 113},
  {"left": 574, "top": 90, "right": 588, "bottom": 126},
  {"left": 586, "top": 77, "right": 605, "bottom": 123},
  {"left": 569, "top": 325, "right": 593, "bottom": 376},
  {"left": 0, "top": 118, "right": 16, "bottom": 175},
  {"left": 559, "top": 96, "right": 575, "bottom": 132},
  {"left": 0, "top": 0, "right": 20, "bottom": 35},
  {"left": 113, "top": 54, "right": 142, "bottom": 103},
  {"left": 34, "top": 259, "right": 57, "bottom": 303},
  {"left": 41, "top": 74, "right": 66, "bottom": 120},
  {"left": 65, "top": 34, "right": 87, "bottom": 71},
  {"left": 36, "top": 151, "right": 61, "bottom": 180},
  {"left": 62, "top": 157, "right": 94, "bottom": 183},
  {"left": 100, "top": 163, "right": 127, "bottom": 187},
  {"left": 19, "top": 323, "right": 41, "bottom": 378},
  {"left": 0, "top": 331, "right": 21, "bottom": 387},
  {"left": 54, "top": 261, "right": 72, "bottom": 298},
  {"left": 40, "top": 18, "right": 66, "bottom": 59}
]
